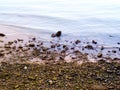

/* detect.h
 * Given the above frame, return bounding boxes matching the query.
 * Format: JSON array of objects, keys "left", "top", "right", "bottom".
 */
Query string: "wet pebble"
[
  {"left": 51, "top": 33, "right": 56, "bottom": 38},
  {"left": 51, "top": 45, "right": 56, "bottom": 48},
  {"left": 0, "top": 33, "right": 5, "bottom": 37},
  {"left": 75, "top": 40, "right": 81, "bottom": 44},
  {"left": 85, "top": 45, "right": 94, "bottom": 50},
  {"left": 29, "top": 43, "right": 35, "bottom": 47},
  {"left": 97, "top": 53, "right": 103, "bottom": 58},
  {"left": 0, "top": 53, "right": 4, "bottom": 57},
  {"left": 56, "top": 31, "right": 62, "bottom": 37},
  {"left": 92, "top": 40, "right": 97, "bottom": 44},
  {"left": 112, "top": 50, "right": 116, "bottom": 53}
]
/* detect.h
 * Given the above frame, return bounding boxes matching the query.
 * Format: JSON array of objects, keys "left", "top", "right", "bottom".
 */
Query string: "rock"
[
  {"left": 56, "top": 31, "right": 62, "bottom": 37},
  {"left": 29, "top": 43, "right": 35, "bottom": 47},
  {"left": 32, "top": 37, "right": 36, "bottom": 41},
  {"left": 85, "top": 45, "right": 94, "bottom": 50},
  {"left": 48, "top": 80, "right": 53, "bottom": 85},
  {"left": 51, "top": 45, "right": 55, "bottom": 48},
  {"left": 0, "top": 33, "right": 5, "bottom": 37},
  {"left": 51, "top": 31, "right": 62, "bottom": 38},
  {"left": 24, "top": 66, "right": 27, "bottom": 70},
  {"left": 64, "top": 56, "right": 72, "bottom": 63},
  {"left": 109, "top": 35, "right": 113, "bottom": 37},
  {"left": 117, "top": 42, "right": 120, "bottom": 45},
  {"left": 92, "top": 40, "right": 97, "bottom": 44},
  {"left": 75, "top": 40, "right": 81, "bottom": 44},
  {"left": 112, "top": 50, "right": 116, "bottom": 53},
  {"left": 17, "top": 39, "right": 23, "bottom": 42},
  {"left": 63, "top": 45, "right": 66, "bottom": 48},
  {"left": 51, "top": 33, "right": 56, "bottom": 38},
  {"left": 101, "top": 46, "right": 104, "bottom": 50},
  {"left": 0, "top": 53, "right": 4, "bottom": 57},
  {"left": 97, "top": 53, "right": 103, "bottom": 58}
]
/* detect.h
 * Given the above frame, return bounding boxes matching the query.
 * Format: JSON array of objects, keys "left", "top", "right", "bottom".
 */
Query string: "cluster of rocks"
[{"left": 0, "top": 31, "right": 120, "bottom": 63}]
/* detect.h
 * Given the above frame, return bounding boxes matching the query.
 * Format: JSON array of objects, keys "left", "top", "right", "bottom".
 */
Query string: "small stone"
[
  {"left": 51, "top": 33, "right": 56, "bottom": 38},
  {"left": 63, "top": 45, "right": 66, "bottom": 48},
  {"left": 101, "top": 46, "right": 104, "bottom": 50},
  {"left": 32, "top": 37, "right": 36, "bottom": 41},
  {"left": 48, "top": 80, "right": 53, "bottom": 85},
  {"left": 85, "top": 45, "right": 94, "bottom": 50},
  {"left": 92, "top": 40, "right": 97, "bottom": 44},
  {"left": 0, "top": 53, "right": 4, "bottom": 57},
  {"left": 112, "top": 50, "right": 116, "bottom": 53},
  {"left": 24, "top": 66, "right": 27, "bottom": 70},
  {"left": 75, "top": 40, "right": 81, "bottom": 44},
  {"left": 97, "top": 53, "right": 103, "bottom": 58},
  {"left": 51, "top": 45, "right": 55, "bottom": 48},
  {"left": 29, "top": 43, "right": 35, "bottom": 47},
  {"left": 56, "top": 31, "right": 62, "bottom": 37},
  {"left": 17, "top": 39, "right": 23, "bottom": 42},
  {"left": 0, "top": 33, "right": 5, "bottom": 37},
  {"left": 117, "top": 42, "right": 120, "bottom": 45}
]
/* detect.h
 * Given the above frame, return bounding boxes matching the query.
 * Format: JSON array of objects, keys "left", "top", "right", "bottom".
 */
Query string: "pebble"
[
  {"left": 24, "top": 66, "right": 27, "bottom": 70},
  {"left": 0, "top": 33, "right": 5, "bottom": 37},
  {"left": 97, "top": 53, "right": 103, "bottom": 58},
  {"left": 85, "top": 45, "right": 94, "bottom": 50},
  {"left": 92, "top": 40, "right": 97, "bottom": 44}
]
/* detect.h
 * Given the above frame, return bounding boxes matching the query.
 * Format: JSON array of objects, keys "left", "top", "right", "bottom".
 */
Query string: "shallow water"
[{"left": 0, "top": 0, "right": 120, "bottom": 47}]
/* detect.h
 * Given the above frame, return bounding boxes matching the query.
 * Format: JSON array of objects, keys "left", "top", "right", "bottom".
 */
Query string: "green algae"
[{"left": 0, "top": 61, "right": 119, "bottom": 90}]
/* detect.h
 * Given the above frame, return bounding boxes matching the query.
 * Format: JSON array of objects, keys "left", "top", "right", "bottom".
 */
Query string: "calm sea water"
[{"left": 0, "top": 0, "right": 120, "bottom": 46}]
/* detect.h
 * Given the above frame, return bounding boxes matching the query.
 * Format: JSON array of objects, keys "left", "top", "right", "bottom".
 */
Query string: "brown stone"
[
  {"left": 85, "top": 45, "right": 94, "bottom": 50},
  {"left": 97, "top": 53, "right": 103, "bottom": 58}
]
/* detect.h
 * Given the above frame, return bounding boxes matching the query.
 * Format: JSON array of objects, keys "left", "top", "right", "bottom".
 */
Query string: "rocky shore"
[{"left": 0, "top": 32, "right": 120, "bottom": 89}]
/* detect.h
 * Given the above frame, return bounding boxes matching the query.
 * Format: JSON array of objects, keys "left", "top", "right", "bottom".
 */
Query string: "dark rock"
[
  {"left": 0, "top": 33, "right": 5, "bottom": 37},
  {"left": 29, "top": 43, "right": 35, "bottom": 47},
  {"left": 32, "top": 38, "right": 36, "bottom": 41},
  {"left": 95, "top": 77, "right": 104, "bottom": 81},
  {"left": 17, "top": 39, "right": 23, "bottom": 42},
  {"left": 71, "top": 47, "right": 74, "bottom": 50},
  {"left": 92, "top": 40, "right": 97, "bottom": 44},
  {"left": 51, "top": 45, "right": 55, "bottom": 48},
  {"left": 63, "top": 45, "right": 66, "bottom": 48},
  {"left": 116, "top": 71, "right": 120, "bottom": 75},
  {"left": 109, "top": 35, "right": 113, "bottom": 37},
  {"left": 56, "top": 31, "right": 62, "bottom": 37},
  {"left": 117, "top": 42, "right": 120, "bottom": 45},
  {"left": 18, "top": 46, "right": 23, "bottom": 49},
  {"left": 51, "top": 33, "right": 56, "bottom": 38},
  {"left": 0, "top": 53, "right": 4, "bottom": 57},
  {"left": 98, "top": 59, "right": 106, "bottom": 64},
  {"left": 84, "top": 45, "right": 94, "bottom": 50},
  {"left": 75, "top": 40, "right": 81, "bottom": 44},
  {"left": 59, "top": 56, "right": 64, "bottom": 60},
  {"left": 112, "top": 50, "right": 116, "bottom": 53},
  {"left": 101, "top": 46, "right": 104, "bottom": 50},
  {"left": 74, "top": 50, "right": 80, "bottom": 53},
  {"left": 97, "top": 53, "right": 103, "bottom": 58}
]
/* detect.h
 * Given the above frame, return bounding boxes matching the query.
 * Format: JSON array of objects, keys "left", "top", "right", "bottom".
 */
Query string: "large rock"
[
  {"left": 51, "top": 31, "right": 62, "bottom": 38},
  {"left": 0, "top": 33, "right": 5, "bottom": 37}
]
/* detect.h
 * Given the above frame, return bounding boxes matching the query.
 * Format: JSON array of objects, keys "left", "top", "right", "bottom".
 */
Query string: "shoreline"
[
  {"left": 0, "top": 24, "right": 120, "bottom": 64},
  {"left": 0, "top": 24, "right": 120, "bottom": 90}
]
